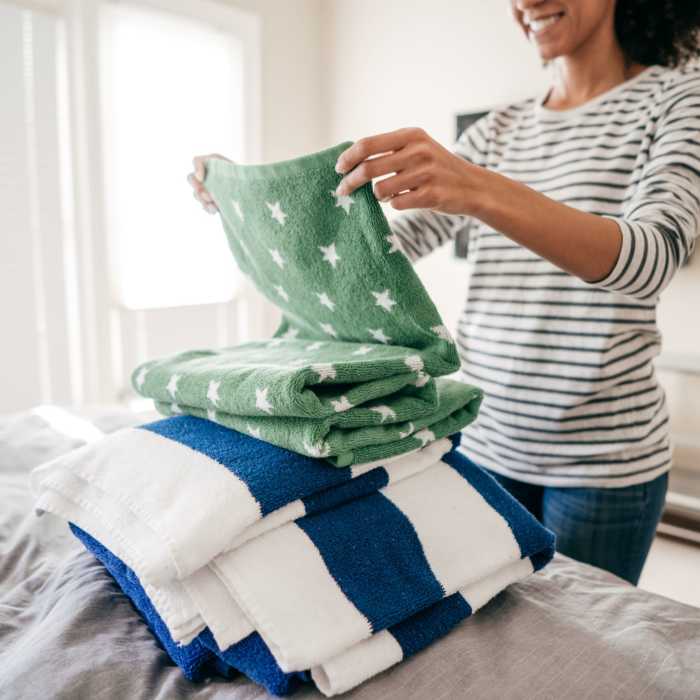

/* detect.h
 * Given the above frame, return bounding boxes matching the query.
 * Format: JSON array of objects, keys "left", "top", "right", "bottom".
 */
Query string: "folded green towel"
[{"left": 133, "top": 142, "right": 482, "bottom": 465}]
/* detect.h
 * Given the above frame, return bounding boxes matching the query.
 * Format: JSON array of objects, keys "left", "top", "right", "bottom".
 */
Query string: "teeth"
[{"left": 529, "top": 14, "right": 562, "bottom": 34}]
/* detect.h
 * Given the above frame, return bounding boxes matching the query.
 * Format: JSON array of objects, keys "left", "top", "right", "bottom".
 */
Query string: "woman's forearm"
[{"left": 471, "top": 167, "right": 622, "bottom": 283}]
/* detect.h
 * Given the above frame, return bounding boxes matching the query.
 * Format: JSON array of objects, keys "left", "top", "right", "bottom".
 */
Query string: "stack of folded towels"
[{"left": 30, "top": 143, "right": 555, "bottom": 697}]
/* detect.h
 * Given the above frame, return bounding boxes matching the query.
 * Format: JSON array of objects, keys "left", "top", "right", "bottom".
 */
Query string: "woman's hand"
[
  {"left": 334, "top": 128, "right": 484, "bottom": 216},
  {"left": 187, "top": 153, "right": 232, "bottom": 214}
]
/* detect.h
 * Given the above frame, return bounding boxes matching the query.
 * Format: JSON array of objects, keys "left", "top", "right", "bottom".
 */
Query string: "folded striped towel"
[
  {"left": 205, "top": 449, "right": 555, "bottom": 675},
  {"left": 132, "top": 142, "right": 483, "bottom": 466},
  {"left": 69, "top": 446, "right": 554, "bottom": 696},
  {"left": 31, "top": 416, "right": 456, "bottom": 645}
]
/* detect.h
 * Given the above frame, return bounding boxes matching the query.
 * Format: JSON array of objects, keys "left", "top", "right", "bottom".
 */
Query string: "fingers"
[
  {"left": 387, "top": 189, "right": 427, "bottom": 211},
  {"left": 335, "top": 127, "right": 428, "bottom": 176},
  {"left": 193, "top": 155, "right": 207, "bottom": 183},
  {"left": 187, "top": 173, "right": 217, "bottom": 214},
  {"left": 189, "top": 153, "right": 232, "bottom": 214},
  {"left": 336, "top": 149, "right": 406, "bottom": 197},
  {"left": 373, "top": 169, "right": 429, "bottom": 202}
]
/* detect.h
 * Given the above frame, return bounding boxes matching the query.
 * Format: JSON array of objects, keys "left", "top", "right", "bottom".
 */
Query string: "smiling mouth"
[{"left": 526, "top": 11, "right": 565, "bottom": 37}]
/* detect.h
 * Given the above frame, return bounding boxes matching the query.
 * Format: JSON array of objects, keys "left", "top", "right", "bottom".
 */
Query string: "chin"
[{"left": 533, "top": 39, "right": 570, "bottom": 61}]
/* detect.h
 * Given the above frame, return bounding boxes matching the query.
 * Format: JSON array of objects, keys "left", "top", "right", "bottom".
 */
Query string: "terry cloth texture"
[
  {"left": 66, "top": 447, "right": 554, "bottom": 696},
  {"left": 31, "top": 417, "right": 457, "bottom": 646},
  {"left": 205, "top": 448, "right": 555, "bottom": 676},
  {"left": 131, "top": 142, "right": 482, "bottom": 466}
]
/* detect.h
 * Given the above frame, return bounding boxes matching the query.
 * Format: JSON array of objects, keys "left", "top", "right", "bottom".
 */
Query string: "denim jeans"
[{"left": 483, "top": 467, "right": 668, "bottom": 585}]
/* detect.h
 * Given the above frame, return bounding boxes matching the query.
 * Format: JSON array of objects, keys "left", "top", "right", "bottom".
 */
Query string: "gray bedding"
[{"left": 1, "top": 407, "right": 699, "bottom": 700}]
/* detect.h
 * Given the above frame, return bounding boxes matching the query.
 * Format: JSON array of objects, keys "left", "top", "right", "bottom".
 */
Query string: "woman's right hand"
[{"left": 187, "top": 153, "right": 232, "bottom": 214}]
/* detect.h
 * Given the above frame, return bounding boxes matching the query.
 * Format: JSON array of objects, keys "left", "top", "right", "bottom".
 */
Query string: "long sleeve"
[
  {"left": 389, "top": 115, "right": 491, "bottom": 262},
  {"left": 591, "top": 71, "right": 700, "bottom": 301}
]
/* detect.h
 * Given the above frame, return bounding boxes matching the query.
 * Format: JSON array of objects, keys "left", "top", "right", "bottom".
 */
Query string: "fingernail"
[
  {"left": 336, "top": 183, "right": 347, "bottom": 196},
  {"left": 205, "top": 204, "right": 218, "bottom": 214},
  {"left": 335, "top": 161, "right": 345, "bottom": 174}
]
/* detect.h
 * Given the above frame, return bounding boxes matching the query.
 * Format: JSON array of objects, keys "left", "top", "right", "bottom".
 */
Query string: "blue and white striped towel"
[
  {"left": 31, "top": 417, "right": 455, "bottom": 645},
  {"left": 207, "top": 448, "right": 555, "bottom": 679},
  {"left": 31, "top": 417, "right": 555, "bottom": 695},
  {"left": 70, "top": 447, "right": 554, "bottom": 696}
]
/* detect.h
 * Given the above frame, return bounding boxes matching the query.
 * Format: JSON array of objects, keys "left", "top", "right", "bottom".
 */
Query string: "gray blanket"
[{"left": 1, "top": 407, "right": 699, "bottom": 699}]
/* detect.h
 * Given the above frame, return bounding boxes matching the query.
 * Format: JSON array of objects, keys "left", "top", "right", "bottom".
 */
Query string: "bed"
[{"left": 1, "top": 406, "right": 699, "bottom": 699}]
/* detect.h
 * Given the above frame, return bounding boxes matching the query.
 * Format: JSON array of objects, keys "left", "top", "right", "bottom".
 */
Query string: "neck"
[{"left": 545, "top": 20, "right": 645, "bottom": 110}]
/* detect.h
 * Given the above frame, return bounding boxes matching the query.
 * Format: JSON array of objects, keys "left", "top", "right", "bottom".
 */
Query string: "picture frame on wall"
[{"left": 454, "top": 111, "right": 489, "bottom": 259}]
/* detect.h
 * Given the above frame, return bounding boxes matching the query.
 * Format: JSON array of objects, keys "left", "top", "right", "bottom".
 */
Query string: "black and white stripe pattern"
[{"left": 391, "top": 64, "right": 700, "bottom": 487}]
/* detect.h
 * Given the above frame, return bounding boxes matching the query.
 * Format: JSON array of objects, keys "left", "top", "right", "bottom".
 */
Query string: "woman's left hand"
[{"left": 334, "top": 127, "right": 485, "bottom": 216}]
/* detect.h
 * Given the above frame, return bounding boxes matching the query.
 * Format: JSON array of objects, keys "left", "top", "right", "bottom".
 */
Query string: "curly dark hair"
[{"left": 615, "top": 1, "right": 700, "bottom": 67}]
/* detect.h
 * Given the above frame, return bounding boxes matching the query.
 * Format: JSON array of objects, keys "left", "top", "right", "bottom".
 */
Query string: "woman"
[{"left": 189, "top": 0, "right": 700, "bottom": 584}]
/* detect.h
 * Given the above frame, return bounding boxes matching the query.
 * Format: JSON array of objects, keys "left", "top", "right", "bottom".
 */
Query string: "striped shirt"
[{"left": 391, "top": 64, "right": 700, "bottom": 487}]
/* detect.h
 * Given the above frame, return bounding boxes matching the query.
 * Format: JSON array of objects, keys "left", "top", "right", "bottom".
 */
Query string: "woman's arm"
[
  {"left": 336, "top": 99, "right": 700, "bottom": 300},
  {"left": 335, "top": 128, "right": 623, "bottom": 280}
]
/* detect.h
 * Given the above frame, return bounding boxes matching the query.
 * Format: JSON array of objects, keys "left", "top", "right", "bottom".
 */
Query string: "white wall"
[{"left": 220, "top": 0, "right": 326, "bottom": 161}]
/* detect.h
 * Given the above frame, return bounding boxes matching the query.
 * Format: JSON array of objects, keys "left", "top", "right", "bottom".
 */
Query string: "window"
[
  {"left": 0, "top": 0, "right": 262, "bottom": 410},
  {"left": 101, "top": 2, "right": 246, "bottom": 309}
]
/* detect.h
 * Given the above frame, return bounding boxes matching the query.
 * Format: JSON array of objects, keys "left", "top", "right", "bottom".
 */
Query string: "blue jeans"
[{"left": 485, "top": 468, "right": 668, "bottom": 585}]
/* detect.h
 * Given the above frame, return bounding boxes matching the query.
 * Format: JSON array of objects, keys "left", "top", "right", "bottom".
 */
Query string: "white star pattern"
[
  {"left": 319, "top": 242, "right": 341, "bottom": 269},
  {"left": 166, "top": 374, "right": 180, "bottom": 399},
  {"left": 255, "top": 386, "right": 273, "bottom": 414},
  {"left": 170, "top": 403, "right": 182, "bottom": 414},
  {"left": 135, "top": 366, "right": 148, "bottom": 389},
  {"left": 330, "top": 189, "right": 354, "bottom": 215},
  {"left": 352, "top": 345, "right": 374, "bottom": 356},
  {"left": 207, "top": 408, "right": 217, "bottom": 422},
  {"left": 372, "top": 289, "right": 396, "bottom": 312},
  {"left": 306, "top": 341, "right": 325, "bottom": 351},
  {"left": 331, "top": 395, "right": 353, "bottom": 412},
  {"left": 207, "top": 380, "right": 221, "bottom": 406},
  {"left": 399, "top": 422, "right": 415, "bottom": 439},
  {"left": 320, "top": 322, "right": 338, "bottom": 338},
  {"left": 247, "top": 424, "right": 262, "bottom": 439},
  {"left": 370, "top": 405, "right": 397, "bottom": 423},
  {"left": 431, "top": 324, "right": 454, "bottom": 342},
  {"left": 232, "top": 200, "right": 244, "bottom": 221},
  {"left": 386, "top": 233, "right": 406, "bottom": 255},
  {"left": 404, "top": 355, "right": 424, "bottom": 373},
  {"left": 317, "top": 292, "right": 336, "bottom": 312},
  {"left": 303, "top": 440, "right": 330, "bottom": 458},
  {"left": 312, "top": 363, "right": 336, "bottom": 382},
  {"left": 269, "top": 248, "right": 285, "bottom": 269},
  {"left": 368, "top": 328, "right": 391, "bottom": 344},
  {"left": 415, "top": 372, "right": 430, "bottom": 387},
  {"left": 275, "top": 285, "right": 289, "bottom": 302},
  {"left": 414, "top": 429, "right": 435, "bottom": 447},
  {"left": 266, "top": 201, "right": 287, "bottom": 226}
]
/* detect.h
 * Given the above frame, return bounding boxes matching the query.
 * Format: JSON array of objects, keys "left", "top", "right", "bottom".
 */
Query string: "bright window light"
[{"left": 101, "top": 2, "right": 245, "bottom": 309}]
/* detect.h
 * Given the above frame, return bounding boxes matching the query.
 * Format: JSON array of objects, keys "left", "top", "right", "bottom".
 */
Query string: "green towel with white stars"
[{"left": 133, "top": 142, "right": 482, "bottom": 465}]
